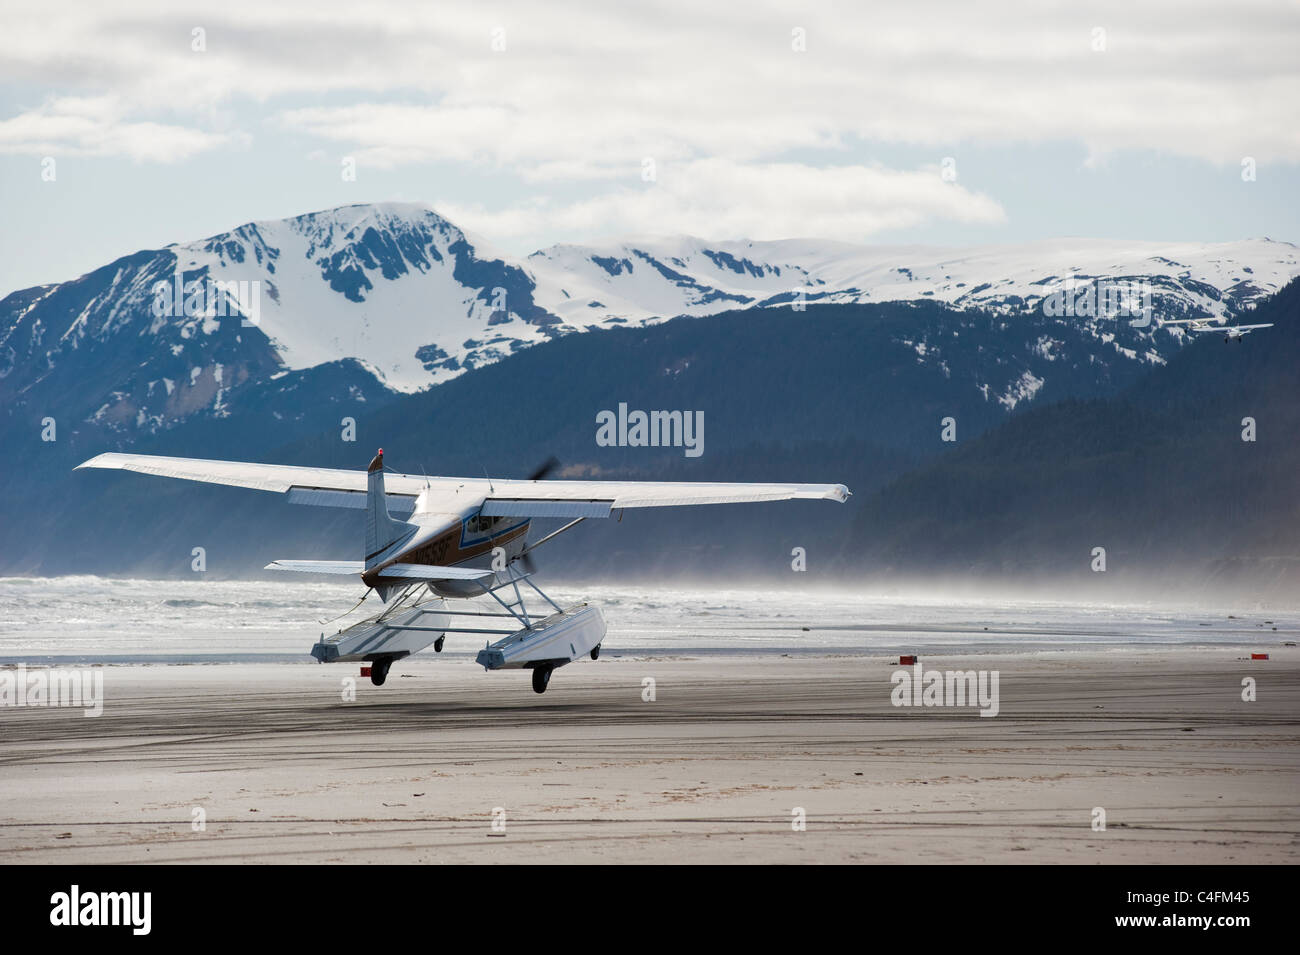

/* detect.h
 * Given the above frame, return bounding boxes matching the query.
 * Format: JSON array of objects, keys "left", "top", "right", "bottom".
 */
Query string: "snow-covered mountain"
[
  {"left": 529, "top": 234, "right": 1299, "bottom": 327},
  {"left": 153, "top": 202, "right": 561, "bottom": 392},
  {"left": 2, "top": 201, "right": 1298, "bottom": 442}
]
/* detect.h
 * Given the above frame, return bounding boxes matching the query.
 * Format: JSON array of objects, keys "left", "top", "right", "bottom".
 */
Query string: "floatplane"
[
  {"left": 1159, "top": 317, "right": 1273, "bottom": 342},
  {"left": 76, "top": 450, "right": 849, "bottom": 693}
]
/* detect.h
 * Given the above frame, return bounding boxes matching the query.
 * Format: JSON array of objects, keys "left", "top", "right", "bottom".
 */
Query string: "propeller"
[
  {"left": 527, "top": 456, "right": 560, "bottom": 482},
  {"left": 519, "top": 456, "right": 560, "bottom": 572}
]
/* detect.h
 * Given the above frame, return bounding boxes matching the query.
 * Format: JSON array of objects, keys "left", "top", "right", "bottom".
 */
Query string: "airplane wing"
[
  {"left": 76, "top": 452, "right": 850, "bottom": 515},
  {"left": 479, "top": 479, "right": 849, "bottom": 516},
  {"left": 77, "top": 452, "right": 430, "bottom": 507},
  {"left": 1183, "top": 322, "right": 1274, "bottom": 333}
]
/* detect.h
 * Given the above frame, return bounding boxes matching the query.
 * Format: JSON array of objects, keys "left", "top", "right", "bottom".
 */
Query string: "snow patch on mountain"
[
  {"left": 173, "top": 203, "right": 557, "bottom": 392},
  {"left": 998, "top": 370, "right": 1045, "bottom": 409},
  {"left": 529, "top": 234, "right": 1300, "bottom": 328}
]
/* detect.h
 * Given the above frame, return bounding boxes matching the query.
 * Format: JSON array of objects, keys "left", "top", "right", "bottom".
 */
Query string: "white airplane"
[
  {"left": 1159, "top": 317, "right": 1273, "bottom": 342},
  {"left": 76, "top": 450, "right": 850, "bottom": 693}
]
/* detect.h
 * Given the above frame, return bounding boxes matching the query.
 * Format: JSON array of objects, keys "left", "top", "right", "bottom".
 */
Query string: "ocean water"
[{"left": 0, "top": 576, "right": 1290, "bottom": 664}]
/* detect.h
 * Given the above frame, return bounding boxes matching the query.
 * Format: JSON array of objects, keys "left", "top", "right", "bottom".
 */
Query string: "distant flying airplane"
[
  {"left": 76, "top": 450, "right": 849, "bottom": 693},
  {"left": 1159, "top": 317, "right": 1273, "bottom": 342}
]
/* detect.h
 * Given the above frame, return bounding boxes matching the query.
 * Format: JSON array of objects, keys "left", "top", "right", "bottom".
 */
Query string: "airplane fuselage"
[{"left": 362, "top": 493, "right": 531, "bottom": 597}]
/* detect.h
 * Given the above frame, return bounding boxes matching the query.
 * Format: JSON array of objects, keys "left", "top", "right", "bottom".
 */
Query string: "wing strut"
[{"left": 517, "top": 516, "right": 586, "bottom": 562}]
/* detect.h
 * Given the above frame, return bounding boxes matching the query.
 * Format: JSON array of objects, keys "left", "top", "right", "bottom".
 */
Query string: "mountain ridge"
[
  {"left": 840, "top": 277, "right": 1300, "bottom": 598},
  {"left": 5, "top": 201, "right": 1297, "bottom": 419}
]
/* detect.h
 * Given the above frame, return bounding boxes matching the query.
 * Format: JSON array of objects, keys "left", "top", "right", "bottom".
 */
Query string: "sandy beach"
[{"left": 1, "top": 648, "right": 1296, "bottom": 864}]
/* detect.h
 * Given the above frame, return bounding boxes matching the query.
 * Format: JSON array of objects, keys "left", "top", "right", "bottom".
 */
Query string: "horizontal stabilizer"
[
  {"left": 265, "top": 559, "right": 363, "bottom": 575},
  {"left": 266, "top": 559, "right": 496, "bottom": 582},
  {"left": 378, "top": 563, "right": 498, "bottom": 580}
]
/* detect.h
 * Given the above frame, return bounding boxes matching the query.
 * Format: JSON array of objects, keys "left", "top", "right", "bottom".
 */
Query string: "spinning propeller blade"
[
  {"left": 527, "top": 456, "right": 560, "bottom": 482},
  {"left": 521, "top": 456, "right": 560, "bottom": 571}
]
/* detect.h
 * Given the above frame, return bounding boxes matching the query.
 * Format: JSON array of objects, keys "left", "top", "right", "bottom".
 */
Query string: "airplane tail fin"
[{"left": 365, "top": 449, "right": 416, "bottom": 571}]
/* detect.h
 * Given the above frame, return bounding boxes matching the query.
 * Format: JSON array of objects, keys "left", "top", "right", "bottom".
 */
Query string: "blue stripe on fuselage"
[{"left": 458, "top": 515, "right": 530, "bottom": 550}]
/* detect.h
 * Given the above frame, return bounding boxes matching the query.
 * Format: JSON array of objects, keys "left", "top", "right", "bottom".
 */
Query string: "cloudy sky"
[{"left": 1, "top": 0, "right": 1297, "bottom": 294}]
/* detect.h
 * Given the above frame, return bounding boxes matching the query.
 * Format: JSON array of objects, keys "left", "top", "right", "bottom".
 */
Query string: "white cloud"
[
  {"left": 437, "top": 158, "right": 1006, "bottom": 246},
  {"left": 0, "top": 96, "right": 236, "bottom": 162},
  {"left": 3, "top": 2, "right": 1297, "bottom": 166},
  {"left": 1, "top": 0, "right": 1296, "bottom": 242}
]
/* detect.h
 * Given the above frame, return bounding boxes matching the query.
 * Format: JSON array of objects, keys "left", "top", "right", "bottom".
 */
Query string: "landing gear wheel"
[
  {"left": 532, "top": 665, "right": 553, "bottom": 694},
  {"left": 434, "top": 636, "right": 445, "bottom": 653},
  {"left": 370, "top": 659, "right": 391, "bottom": 686},
  {"left": 590, "top": 644, "right": 601, "bottom": 661}
]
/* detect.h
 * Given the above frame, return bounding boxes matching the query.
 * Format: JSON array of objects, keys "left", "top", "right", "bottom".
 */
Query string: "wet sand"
[{"left": 0, "top": 649, "right": 1296, "bottom": 863}]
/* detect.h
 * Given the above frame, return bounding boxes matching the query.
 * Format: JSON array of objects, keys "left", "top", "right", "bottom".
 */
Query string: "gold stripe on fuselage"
[{"left": 376, "top": 519, "right": 530, "bottom": 575}]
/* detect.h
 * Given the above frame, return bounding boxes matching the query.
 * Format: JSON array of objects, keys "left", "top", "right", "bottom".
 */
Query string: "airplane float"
[
  {"left": 1159, "top": 317, "right": 1274, "bottom": 342},
  {"left": 76, "top": 450, "right": 849, "bottom": 693}
]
